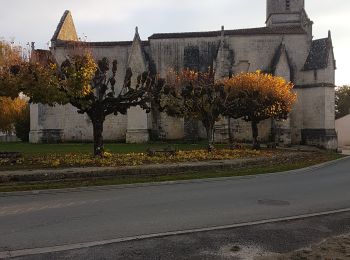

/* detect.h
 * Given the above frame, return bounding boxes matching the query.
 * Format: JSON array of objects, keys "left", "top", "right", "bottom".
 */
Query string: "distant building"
[
  {"left": 30, "top": 0, "right": 338, "bottom": 149},
  {"left": 336, "top": 114, "right": 350, "bottom": 148}
]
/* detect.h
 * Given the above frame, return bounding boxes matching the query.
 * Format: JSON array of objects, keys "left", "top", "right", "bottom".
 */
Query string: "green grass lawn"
[{"left": 0, "top": 141, "right": 214, "bottom": 155}]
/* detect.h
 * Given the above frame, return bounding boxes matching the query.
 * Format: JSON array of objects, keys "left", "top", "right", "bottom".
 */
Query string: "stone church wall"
[{"left": 30, "top": 2, "right": 337, "bottom": 149}]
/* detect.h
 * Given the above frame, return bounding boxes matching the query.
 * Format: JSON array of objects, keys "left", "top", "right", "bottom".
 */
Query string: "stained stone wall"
[
  {"left": 30, "top": 4, "right": 337, "bottom": 149},
  {"left": 148, "top": 33, "right": 310, "bottom": 145},
  {"left": 30, "top": 33, "right": 313, "bottom": 144}
]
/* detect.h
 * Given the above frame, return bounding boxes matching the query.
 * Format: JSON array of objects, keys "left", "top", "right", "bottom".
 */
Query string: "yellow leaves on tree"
[
  {"left": 0, "top": 97, "right": 27, "bottom": 133},
  {"left": 223, "top": 71, "right": 297, "bottom": 148},
  {"left": 60, "top": 53, "right": 97, "bottom": 99},
  {"left": 223, "top": 71, "right": 296, "bottom": 121},
  {"left": 0, "top": 40, "right": 24, "bottom": 98}
]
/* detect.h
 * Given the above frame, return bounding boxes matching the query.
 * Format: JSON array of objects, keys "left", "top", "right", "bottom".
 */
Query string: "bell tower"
[{"left": 266, "top": 0, "right": 309, "bottom": 27}]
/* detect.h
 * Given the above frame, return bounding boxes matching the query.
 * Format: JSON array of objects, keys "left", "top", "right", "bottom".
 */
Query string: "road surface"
[{"left": 0, "top": 157, "right": 349, "bottom": 254}]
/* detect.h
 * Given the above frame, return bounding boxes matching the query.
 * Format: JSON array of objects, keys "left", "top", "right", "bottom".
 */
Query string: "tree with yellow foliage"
[
  {"left": 223, "top": 71, "right": 296, "bottom": 149},
  {"left": 0, "top": 97, "right": 27, "bottom": 133},
  {"left": 0, "top": 40, "right": 29, "bottom": 136},
  {"left": 0, "top": 42, "right": 155, "bottom": 156}
]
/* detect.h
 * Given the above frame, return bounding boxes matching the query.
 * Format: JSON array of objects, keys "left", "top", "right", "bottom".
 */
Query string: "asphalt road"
[
  {"left": 13, "top": 211, "right": 350, "bottom": 260},
  {"left": 0, "top": 157, "right": 350, "bottom": 254}
]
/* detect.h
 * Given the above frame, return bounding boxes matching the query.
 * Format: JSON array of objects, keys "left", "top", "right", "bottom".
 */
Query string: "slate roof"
[
  {"left": 303, "top": 38, "right": 332, "bottom": 71},
  {"left": 149, "top": 26, "right": 306, "bottom": 39},
  {"left": 54, "top": 40, "right": 150, "bottom": 48},
  {"left": 51, "top": 10, "right": 70, "bottom": 41}
]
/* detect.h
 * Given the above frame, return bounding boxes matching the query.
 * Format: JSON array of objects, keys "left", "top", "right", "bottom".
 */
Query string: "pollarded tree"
[
  {"left": 43, "top": 54, "right": 155, "bottom": 157},
  {"left": 0, "top": 43, "right": 155, "bottom": 156},
  {"left": 160, "top": 69, "right": 227, "bottom": 151},
  {"left": 223, "top": 71, "right": 296, "bottom": 149}
]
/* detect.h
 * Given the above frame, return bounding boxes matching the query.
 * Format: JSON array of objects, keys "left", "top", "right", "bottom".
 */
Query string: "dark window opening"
[{"left": 286, "top": 0, "right": 291, "bottom": 11}]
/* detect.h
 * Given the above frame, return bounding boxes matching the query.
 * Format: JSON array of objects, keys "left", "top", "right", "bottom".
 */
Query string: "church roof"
[
  {"left": 303, "top": 37, "right": 332, "bottom": 71},
  {"left": 149, "top": 26, "right": 306, "bottom": 39},
  {"left": 54, "top": 39, "right": 149, "bottom": 47}
]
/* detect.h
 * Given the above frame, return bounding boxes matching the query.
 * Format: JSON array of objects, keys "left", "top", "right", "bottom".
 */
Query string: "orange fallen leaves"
[{"left": 0, "top": 148, "right": 276, "bottom": 169}]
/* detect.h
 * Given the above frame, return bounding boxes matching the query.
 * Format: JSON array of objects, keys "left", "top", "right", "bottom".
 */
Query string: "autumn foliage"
[
  {"left": 0, "top": 41, "right": 156, "bottom": 156},
  {"left": 0, "top": 97, "right": 27, "bottom": 133},
  {"left": 1, "top": 39, "right": 297, "bottom": 151},
  {"left": 223, "top": 71, "right": 296, "bottom": 148},
  {"left": 160, "top": 69, "right": 226, "bottom": 150}
]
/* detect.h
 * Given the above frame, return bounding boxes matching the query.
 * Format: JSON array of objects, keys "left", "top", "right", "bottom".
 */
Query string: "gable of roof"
[
  {"left": 149, "top": 26, "right": 306, "bottom": 40},
  {"left": 303, "top": 37, "right": 333, "bottom": 71},
  {"left": 51, "top": 10, "right": 78, "bottom": 42},
  {"left": 270, "top": 43, "right": 289, "bottom": 73},
  {"left": 265, "top": 42, "right": 294, "bottom": 81},
  {"left": 127, "top": 27, "right": 148, "bottom": 70}
]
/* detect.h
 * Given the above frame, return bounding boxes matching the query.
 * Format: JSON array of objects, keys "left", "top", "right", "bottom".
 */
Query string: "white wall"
[{"left": 336, "top": 114, "right": 350, "bottom": 147}]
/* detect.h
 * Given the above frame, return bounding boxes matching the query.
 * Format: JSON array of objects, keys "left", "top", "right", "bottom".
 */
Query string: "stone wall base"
[
  {"left": 29, "top": 129, "right": 64, "bottom": 144},
  {"left": 301, "top": 129, "right": 338, "bottom": 150},
  {"left": 0, "top": 134, "right": 20, "bottom": 143},
  {"left": 126, "top": 129, "right": 149, "bottom": 144},
  {"left": 277, "top": 128, "right": 292, "bottom": 147},
  {"left": 214, "top": 124, "right": 229, "bottom": 144}
]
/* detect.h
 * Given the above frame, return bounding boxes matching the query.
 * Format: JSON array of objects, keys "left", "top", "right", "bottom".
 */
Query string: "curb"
[
  {"left": 0, "top": 155, "right": 348, "bottom": 197},
  {"left": 1, "top": 207, "right": 350, "bottom": 259},
  {"left": 0, "top": 156, "right": 279, "bottom": 184}
]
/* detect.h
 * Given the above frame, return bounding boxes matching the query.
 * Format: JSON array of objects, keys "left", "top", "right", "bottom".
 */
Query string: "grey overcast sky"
[{"left": 0, "top": 0, "right": 349, "bottom": 85}]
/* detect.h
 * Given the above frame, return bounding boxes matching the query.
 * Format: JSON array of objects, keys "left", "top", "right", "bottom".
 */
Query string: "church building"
[{"left": 30, "top": 0, "right": 338, "bottom": 149}]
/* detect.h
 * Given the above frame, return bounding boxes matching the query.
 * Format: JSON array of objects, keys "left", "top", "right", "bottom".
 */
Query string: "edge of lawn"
[{"left": 0, "top": 152, "right": 346, "bottom": 194}]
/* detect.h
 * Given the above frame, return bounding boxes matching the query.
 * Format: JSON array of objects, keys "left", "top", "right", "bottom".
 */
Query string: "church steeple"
[{"left": 266, "top": 0, "right": 308, "bottom": 27}]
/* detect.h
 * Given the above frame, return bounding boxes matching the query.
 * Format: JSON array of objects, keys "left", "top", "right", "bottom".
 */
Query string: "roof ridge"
[
  {"left": 51, "top": 10, "right": 70, "bottom": 41},
  {"left": 54, "top": 39, "right": 150, "bottom": 47},
  {"left": 149, "top": 26, "right": 306, "bottom": 39},
  {"left": 51, "top": 10, "right": 78, "bottom": 42}
]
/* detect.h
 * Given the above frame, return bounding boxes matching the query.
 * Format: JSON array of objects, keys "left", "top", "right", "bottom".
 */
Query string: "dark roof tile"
[{"left": 303, "top": 38, "right": 331, "bottom": 71}]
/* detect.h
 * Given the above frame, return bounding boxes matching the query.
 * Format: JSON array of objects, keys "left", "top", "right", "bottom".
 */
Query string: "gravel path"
[{"left": 259, "top": 233, "right": 350, "bottom": 259}]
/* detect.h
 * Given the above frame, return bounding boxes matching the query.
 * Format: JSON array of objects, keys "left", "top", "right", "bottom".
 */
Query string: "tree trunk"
[
  {"left": 270, "top": 118, "right": 277, "bottom": 149},
  {"left": 205, "top": 124, "right": 215, "bottom": 152},
  {"left": 228, "top": 117, "right": 234, "bottom": 149},
  {"left": 251, "top": 121, "right": 260, "bottom": 149},
  {"left": 92, "top": 118, "right": 104, "bottom": 157}
]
